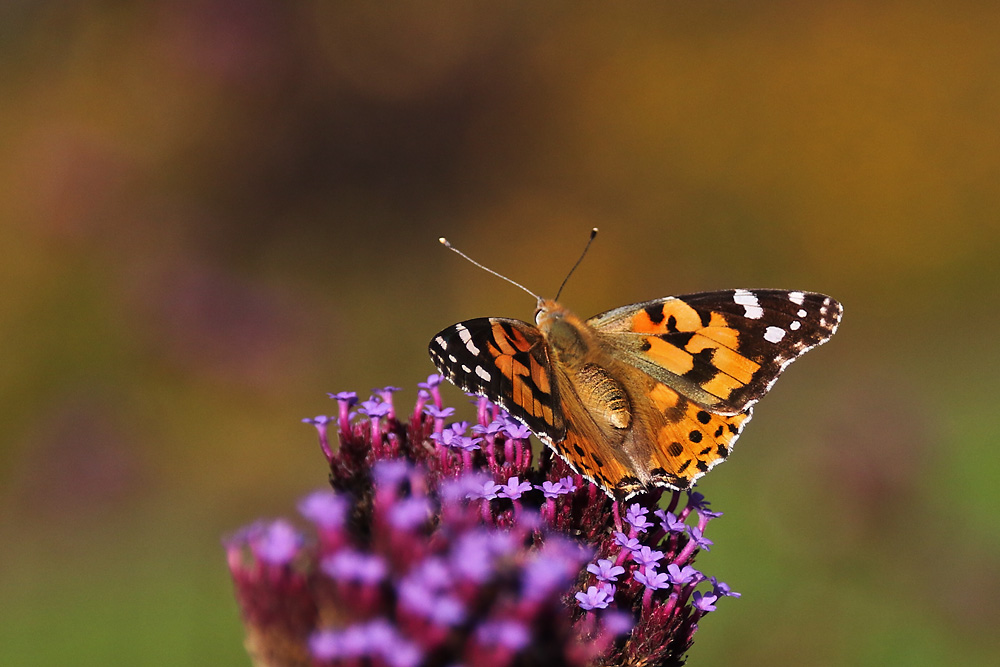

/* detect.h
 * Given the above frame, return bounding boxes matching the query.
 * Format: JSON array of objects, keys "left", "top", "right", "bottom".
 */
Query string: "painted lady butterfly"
[{"left": 429, "top": 232, "right": 842, "bottom": 498}]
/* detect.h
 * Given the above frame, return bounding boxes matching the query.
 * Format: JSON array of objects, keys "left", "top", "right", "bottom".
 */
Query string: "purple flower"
[
  {"left": 367, "top": 621, "right": 422, "bottom": 667},
  {"left": 710, "top": 576, "right": 742, "bottom": 598},
  {"left": 321, "top": 549, "right": 388, "bottom": 584},
  {"left": 453, "top": 436, "right": 482, "bottom": 452},
  {"left": 389, "top": 497, "right": 432, "bottom": 530},
  {"left": 503, "top": 421, "right": 533, "bottom": 440},
  {"left": 625, "top": 503, "right": 653, "bottom": 532},
  {"left": 438, "top": 472, "right": 489, "bottom": 503},
  {"left": 302, "top": 416, "right": 336, "bottom": 461},
  {"left": 558, "top": 476, "right": 578, "bottom": 493},
  {"left": 521, "top": 548, "right": 581, "bottom": 601},
  {"left": 631, "top": 545, "right": 665, "bottom": 569},
  {"left": 536, "top": 480, "right": 567, "bottom": 498},
  {"left": 431, "top": 422, "right": 482, "bottom": 450},
  {"left": 298, "top": 490, "right": 350, "bottom": 528},
  {"left": 451, "top": 531, "right": 515, "bottom": 583},
  {"left": 373, "top": 386, "right": 402, "bottom": 418},
  {"left": 309, "top": 629, "right": 349, "bottom": 660},
  {"left": 423, "top": 405, "right": 455, "bottom": 420},
  {"left": 601, "top": 610, "right": 636, "bottom": 636},
  {"left": 666, "top": 563, "right": 702, "bottom": 586},
  {"left": 633, "top": 566, "right": 670, "bottom": 590},
  {"left": 655, "top": 509, "right": 687, "bottom": 533},
  {"left": 686, "top": 491, "right": 709, "bottom": 511},
  {"left": 358, "top": 398, "right": 391, "bottom": 418},
  {"left": 576, "top": 584, "right": 613, "bottom": 610},
  {"left": 418, "top": 374, "right": 443, "bottom": 390},
  {"left": 328, "top": 391, "right": 358, "bottom": 406},
  {"left": 398, "top": 577, "right": 466, "bottom": 626},
  {"left": 472, "top": 418, "right": 508, "bottom": 436},
  {"left": 373, "top": 459, "right": 412, "bottom": 488},
  {"left": 302, "top": 415, "right": 333, "bottom": 426},
  {"left": 251, "top": 520, "right": 301, "bottom": 565},
  {"left": 587, "top": 558, "right": 626, "bottom": 582},
  {"left": 412, "top": 556, "right": 453, "bottom": 591},
  {"left": 467, "top": 479, "right": 502, "bottom": 500},
  {"left": 614, "top": 531, "right": 642, "bottom": 552},
  {"left": 692, "top": 591, "right": 718, "bottom": 612},
  {"left": 426, "top": 596, "right": 466, "bottom": 626},
  {"left": 688, "top": 525, "right": 714, "bottom": 551},
  {"left": 498, "top": 476, "right": 533, "bottom": 500}
]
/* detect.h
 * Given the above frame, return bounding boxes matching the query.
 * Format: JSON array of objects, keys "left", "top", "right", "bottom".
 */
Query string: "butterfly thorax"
[
  {"left": 535, "top": 299, "right": 589, "bottom": 359},
  {"left": 536, "top": 299, "right": 633, "bottom": 431}
]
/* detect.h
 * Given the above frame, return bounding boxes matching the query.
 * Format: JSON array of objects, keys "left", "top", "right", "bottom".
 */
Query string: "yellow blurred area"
[{"left": 1, "top": 2, "right": 998, "bottom": 665}]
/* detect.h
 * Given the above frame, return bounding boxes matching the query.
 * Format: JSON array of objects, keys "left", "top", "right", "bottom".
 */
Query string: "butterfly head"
[{"left": 535, "top": 298, "right": 589, "bottom": 358}]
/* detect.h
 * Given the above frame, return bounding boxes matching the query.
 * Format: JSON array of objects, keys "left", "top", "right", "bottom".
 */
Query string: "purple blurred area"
[{"left": 1, "top": 2, "right": 998, "bottom": 665}]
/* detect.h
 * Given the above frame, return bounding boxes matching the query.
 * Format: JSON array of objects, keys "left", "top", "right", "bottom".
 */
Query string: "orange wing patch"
[
  {"left": 631, "top": 303, "right": 763, "bottom": 406},
  {"left": 641, "top": 337, "right": 696, "bottom": 375},
  {"left": 646, "top": 383, "right": 753, "bottom": 488},
  {"left": 486, "top": 322, "right": 559, "bottom": 432},
  {"left": 631, "top": 299, "right": 704, "bottom": 334}
]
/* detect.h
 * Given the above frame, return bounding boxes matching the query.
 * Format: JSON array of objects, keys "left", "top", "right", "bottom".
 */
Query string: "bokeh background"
[{"left": 2, "top": 2, "right": 999, "bottom": 665}]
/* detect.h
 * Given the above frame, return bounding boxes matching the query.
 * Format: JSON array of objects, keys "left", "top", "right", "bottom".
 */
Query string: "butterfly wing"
[
  {"left": 574, "top": 289, "right": 840, "bottom": 495},
  {"left": 588, "top": 289, "right": 842, "bottom": 414},
  {"left": 429, "top": 317, "right": 641, "bottom": 494},
  {"left": 428, "top": 318, "right": 566, "bottom": 441}
]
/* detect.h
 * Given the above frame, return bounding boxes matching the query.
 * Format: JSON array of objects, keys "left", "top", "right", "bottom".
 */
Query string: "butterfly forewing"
[
  {"left": 429, "top": 318, "right": 566, "bottom": 441},
  {"left": 588, "top": 289, "right": 842, "bottom": 414}
]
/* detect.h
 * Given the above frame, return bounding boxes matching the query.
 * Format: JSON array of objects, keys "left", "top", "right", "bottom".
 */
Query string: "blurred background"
[{"left": 1, "top": 2, "right": 998, "bottom": 665}]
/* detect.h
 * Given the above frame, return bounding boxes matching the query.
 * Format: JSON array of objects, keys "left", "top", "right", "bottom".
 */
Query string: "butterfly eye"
[{"left": 533, "top": 297, "right": 550, "bottom": 325}]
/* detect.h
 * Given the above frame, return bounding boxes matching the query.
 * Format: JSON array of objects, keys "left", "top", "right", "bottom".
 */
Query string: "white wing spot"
[
  {"left": 436, "top": 336, "right": 447, "bottom": 349},
  {"left": 734, "top": 289, "right": 764, "bottom": 319},
  {"left": 475, "top": 366, "right": 491, "bottom": 382},
  {"left": 788, "top": 291, "right": 806, "bottom": 306},
  {"left": 790, "top": 320, "right": 802, "bottom": 331},
  {"left": 461, "top": 364, "right": 472, "bottom": 373},
  {"left": 455, "top": 324, "right": 481, "bottom": 355},
  {"left": 764, "top": 326, "right": 786, "bottom": 343},
  {"left": 797, "top": 309, "right": 807, "bottom": 318},
  {"left": 448, "top": 354, "right": 458, "bottom": 363}
]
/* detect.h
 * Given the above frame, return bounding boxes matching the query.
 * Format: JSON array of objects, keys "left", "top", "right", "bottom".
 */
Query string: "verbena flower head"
[{"left": 227, "top": 376, "right": 739, "bottom": 666}]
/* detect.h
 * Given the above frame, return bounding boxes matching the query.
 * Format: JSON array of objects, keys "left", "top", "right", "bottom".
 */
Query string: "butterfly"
[{"left": 428, "top": 236, "right": 842, "bottom": 498}]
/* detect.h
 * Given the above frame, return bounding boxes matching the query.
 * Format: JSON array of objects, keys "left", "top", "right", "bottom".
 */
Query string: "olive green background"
[{"left": 2, "top": 3, "right": 998, "bottom": 665}]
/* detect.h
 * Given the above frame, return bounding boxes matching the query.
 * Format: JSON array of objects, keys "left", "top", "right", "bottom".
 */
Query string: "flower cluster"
[{"left": 226, "top": 375, "right": 738, "bottom": 667}]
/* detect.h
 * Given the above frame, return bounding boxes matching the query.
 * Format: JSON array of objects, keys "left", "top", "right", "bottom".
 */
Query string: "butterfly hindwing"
[
  {"left": 589, "top": 289, "right": 842, "bottom": 414},
  {"left": 637, "top": 379, "right": 753, "bottom": 491},
  {"left": 429, "top": 318, "right": 565, "bottom": 441}
]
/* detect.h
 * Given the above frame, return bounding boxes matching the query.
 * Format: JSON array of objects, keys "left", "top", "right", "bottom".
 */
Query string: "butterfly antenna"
[
  {"left": 439, "top": 237, "right": 540, "bottom": 300},
  {"left": 554, "top": 227, "right": 598, "bottom": 300}
]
